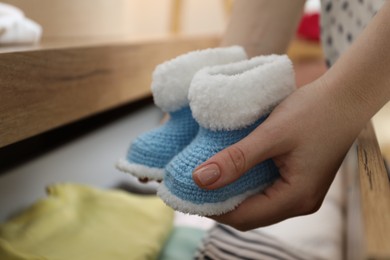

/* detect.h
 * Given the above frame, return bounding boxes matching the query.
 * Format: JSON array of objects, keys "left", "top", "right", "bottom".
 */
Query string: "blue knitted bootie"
[
  {"left": 158, "top": 55, "right": 296, "bottom": 215},
  {"left": 116, "top": 46, "right": 247, "bottom": 181}
]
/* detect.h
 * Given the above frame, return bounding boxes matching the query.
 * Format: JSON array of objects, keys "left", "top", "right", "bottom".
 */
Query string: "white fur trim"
[
  {"left": 157, "top": 181, "right": 271, "bottom": 216},
  {"left": 116, "top": 158, "right": 164, "bottom": 180},
  {"left": 189, "top": 55, "right": 296, "bottom": 130},
  {"left": 151, "top": 46, "right": 247, "bottom": 112}
]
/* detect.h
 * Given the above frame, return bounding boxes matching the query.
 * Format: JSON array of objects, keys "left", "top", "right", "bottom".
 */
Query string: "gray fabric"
[{"left": 195, "top": 224, "right": 322, "bottom": 260}]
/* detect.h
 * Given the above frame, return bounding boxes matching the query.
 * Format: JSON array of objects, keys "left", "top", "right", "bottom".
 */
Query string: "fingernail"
[{"left": 193, "top": 164, "right": 220, "bottom": 186}]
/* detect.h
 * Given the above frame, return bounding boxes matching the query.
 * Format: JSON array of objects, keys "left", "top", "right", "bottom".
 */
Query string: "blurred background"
[
  {"left": 2, "top": 0, "right": 319, "bottom": 40},
  {"left": 1, "top": 1, "right": 389, "bottom": 259},
  {"left": 2, "top": 0, "right": 231, "bottom": 39}
]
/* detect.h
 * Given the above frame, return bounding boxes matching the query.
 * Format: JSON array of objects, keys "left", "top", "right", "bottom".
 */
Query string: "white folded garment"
[
  {"left": 195, "top": 173, "right": 344, "bottom": 260},
  {"left": 0, "top": 3, "right": 42, "bottom": 45},
  {"left": 259, "top": 171, "right": 344, "bottom": 260}
]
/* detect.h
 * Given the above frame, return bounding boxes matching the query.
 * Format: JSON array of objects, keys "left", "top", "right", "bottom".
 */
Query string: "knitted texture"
[
  {"left": 118, "top": 106, "right": 198, "bottom": 180},
  {"left": 157, "top": 54, "right": 296, "bottom": 216},
  {"left": 116, "top": 46, "right": 247, "bottom": 180},
  {"left": 158, "top": 116, "right": 279, "bottom": 216}
]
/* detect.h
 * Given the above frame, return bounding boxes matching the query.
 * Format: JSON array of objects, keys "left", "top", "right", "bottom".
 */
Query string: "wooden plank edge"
[
  {"left": 0, "top": 35, "right": 220, "bottom": 148},
  {"left": 344, "top": 142, "right": 365, "bottom": 260},
  {"left": 356, "top": 121, "right": 390, "bottom": 259}
]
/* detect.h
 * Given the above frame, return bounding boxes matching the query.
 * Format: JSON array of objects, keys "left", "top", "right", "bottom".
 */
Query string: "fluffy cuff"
[
  {"left": 157, "top": 182, "right": 269, "bottom": 216},
  {"left": 151, "top": 46, "right": 247, "bottom": 112},
  {"left": 116, "top": 158, "right": 165, "bottom": 180},
  {"left": 189, "top": 55, "right": 296, "bottom": 131}
]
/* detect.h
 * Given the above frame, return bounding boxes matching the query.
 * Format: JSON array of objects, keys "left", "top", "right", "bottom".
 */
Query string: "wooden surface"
[
  {"left": 287, "top": 37, "right": 323, "bottom": 62},
  {"left": 345, "top": 142, "right": 364, "bottom": 260},
  {"left": 0, "top": 36, "right": 219, "bottom": 148},
  {"left": 355, "top": 122, "right": 390, "bottom": 259}
]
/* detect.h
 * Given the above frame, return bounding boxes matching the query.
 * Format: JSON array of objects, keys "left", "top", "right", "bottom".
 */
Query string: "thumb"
[{"left": 192, "top": 125, "right": 280, "bottom": 190}]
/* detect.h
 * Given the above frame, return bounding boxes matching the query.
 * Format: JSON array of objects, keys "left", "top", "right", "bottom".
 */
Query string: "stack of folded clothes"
[{"left": 0, "top": 184, "right": 174, "bottom": 260}]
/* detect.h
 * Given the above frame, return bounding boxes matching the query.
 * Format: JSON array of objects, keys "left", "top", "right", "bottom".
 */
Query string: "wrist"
[
  {"left": 321, "top": 64, "right": 389, "bottom": 127},
  {"left": 315, "top": 73, "right": 377, "bottom": 136},
  {"left": 318, "top": 1, "right": 390, "bottom": 123}
]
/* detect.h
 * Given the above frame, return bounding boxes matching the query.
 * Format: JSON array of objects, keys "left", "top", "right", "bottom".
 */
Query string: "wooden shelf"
[{"left": 0, "top": 36, "right": 219, "bottom": 148}]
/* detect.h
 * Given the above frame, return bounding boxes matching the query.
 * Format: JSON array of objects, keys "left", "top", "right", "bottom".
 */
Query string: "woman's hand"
[
  {"left": 192, "top": 0, "right": 390, "bottom": 231},
  {"left": 192, "top": 78, "right": 368, "bottom": 231}
]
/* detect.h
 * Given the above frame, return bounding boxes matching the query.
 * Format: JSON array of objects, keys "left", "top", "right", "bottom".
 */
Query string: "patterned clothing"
[{"left": 320, "top": 0, "right": 385, "bottom": 67}]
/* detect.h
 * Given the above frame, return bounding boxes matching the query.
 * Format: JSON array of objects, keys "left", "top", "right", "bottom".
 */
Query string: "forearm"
[
  {"left": 321, "top": 1, "right": 390, "bottom": 125},
  {"left": 221, "top": 0, "right": 306, "bottom": 57}
]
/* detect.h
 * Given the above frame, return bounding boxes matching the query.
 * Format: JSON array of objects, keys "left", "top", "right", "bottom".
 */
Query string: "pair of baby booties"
[{"left": 116, "top": 46, "right": 296, "bottom": 216}]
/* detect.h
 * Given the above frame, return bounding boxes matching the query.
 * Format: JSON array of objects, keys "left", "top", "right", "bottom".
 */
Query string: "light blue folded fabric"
[{"left": 158, "top": 227, "right": 206, "bottom": 260}]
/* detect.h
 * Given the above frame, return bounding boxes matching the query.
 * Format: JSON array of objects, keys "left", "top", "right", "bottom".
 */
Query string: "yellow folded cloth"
[{"left": 0, "top": 184, "right": 174, "bottom": 260}]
